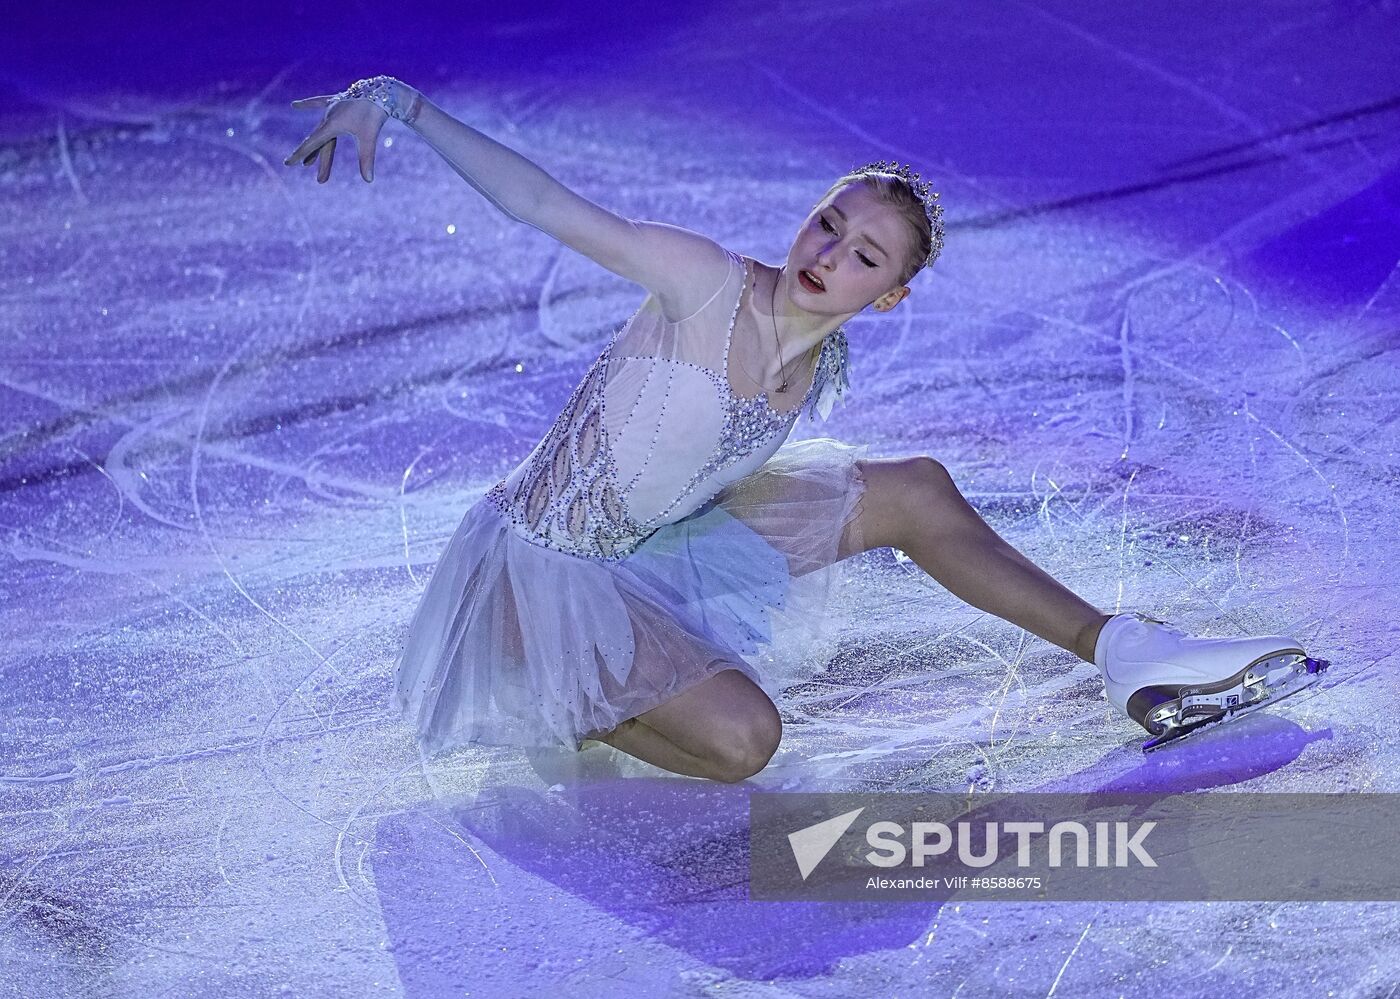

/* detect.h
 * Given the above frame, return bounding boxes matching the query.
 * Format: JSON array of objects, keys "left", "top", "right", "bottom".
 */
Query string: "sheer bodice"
[
  {"left": 484, "top": 250, "right": 851, "bottom": 562},
  {"left": 396, "top": 248, "right": 868, "bottom": 753}
]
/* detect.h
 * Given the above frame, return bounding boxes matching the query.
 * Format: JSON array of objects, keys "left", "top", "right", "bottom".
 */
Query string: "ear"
[{"left": 874, "top": 286, "right": 910, "bottom": 311}]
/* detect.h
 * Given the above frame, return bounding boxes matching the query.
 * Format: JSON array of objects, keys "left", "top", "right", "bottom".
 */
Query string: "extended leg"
[
  {"left": 845, "top": 456, "right": 1113, "bottom": 663},
  {"left": 836, "top": 455, "right": 1331, "bottom": 751}
]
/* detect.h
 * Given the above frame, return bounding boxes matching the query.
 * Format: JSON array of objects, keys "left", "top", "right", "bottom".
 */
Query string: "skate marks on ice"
[{"left": 5, "top": 0, "right": 1400, "bottom": 995}]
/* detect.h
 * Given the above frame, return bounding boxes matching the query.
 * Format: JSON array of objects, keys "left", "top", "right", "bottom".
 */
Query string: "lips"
[{"left": 799, "top": 269, "right": 826, "bottom": 293}]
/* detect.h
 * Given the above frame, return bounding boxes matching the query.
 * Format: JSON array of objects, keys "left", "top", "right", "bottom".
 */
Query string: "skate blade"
[{"left": 1140, "top": 655, "right": 1330, "bottom": 753}]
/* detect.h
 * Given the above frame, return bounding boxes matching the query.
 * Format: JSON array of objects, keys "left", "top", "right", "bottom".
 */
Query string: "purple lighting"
[{"left": 2, "top": 1, "right": 1395, "bottom": 995}]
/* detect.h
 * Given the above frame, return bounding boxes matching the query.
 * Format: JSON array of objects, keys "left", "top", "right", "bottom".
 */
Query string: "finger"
[
  {"left": 316, "top": 137, "right": 336, "bottom": 183},
  {"left": 360, "top": 114, "right": 389, "bottom": 182},
  {"left": 358, "top": 135, "right": 376, "bottom": 183},
  {"left": 284, "top": 131, "right": 325, "bottom": 166}
]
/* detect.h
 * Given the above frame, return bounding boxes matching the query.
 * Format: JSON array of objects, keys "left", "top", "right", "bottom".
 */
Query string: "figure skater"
[{"left": 283, "top": 76, "right": 1329, "bottom": 782}]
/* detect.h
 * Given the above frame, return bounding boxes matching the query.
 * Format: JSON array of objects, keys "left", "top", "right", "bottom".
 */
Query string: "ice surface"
[{"left": 3, "top": 1, "right": 1399, "bottom": 996}]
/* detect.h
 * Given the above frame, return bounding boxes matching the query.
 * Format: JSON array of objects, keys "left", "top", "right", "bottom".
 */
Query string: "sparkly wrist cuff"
[{"left": 330, "top": 75, "right": 423, "bottom": 124}]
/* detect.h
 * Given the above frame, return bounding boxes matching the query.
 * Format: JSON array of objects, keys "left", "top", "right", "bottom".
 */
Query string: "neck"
[{"left": 759, "top": 263, "right": 850, "bottom": 361}]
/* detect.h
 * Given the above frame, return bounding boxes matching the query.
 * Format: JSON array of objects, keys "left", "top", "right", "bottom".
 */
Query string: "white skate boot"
[{"left": 1092, "top": 611, "right": 1331, "bottom": 752}]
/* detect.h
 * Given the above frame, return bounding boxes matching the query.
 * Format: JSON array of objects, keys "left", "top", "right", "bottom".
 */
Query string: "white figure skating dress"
[{"left": 392, "top": 248, "right": 871, "bottom": 754}]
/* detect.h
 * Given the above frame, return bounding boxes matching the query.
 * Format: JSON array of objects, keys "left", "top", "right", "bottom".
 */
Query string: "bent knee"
[
  {"left": 850, "top": 454, "right": 959, "bottom": 553},
  {"left": 899, "top": 454, "right": 955, "bottom": 490},
  {"left": 890, "top": 454, "right": 961, "bottom": 521},
  {"left": 711, "top": 710, "right": 782, "bottom": 783}
]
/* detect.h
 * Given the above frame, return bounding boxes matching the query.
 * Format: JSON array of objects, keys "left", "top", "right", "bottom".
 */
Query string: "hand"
[{"left": 283, "top": 94, "right": 388, "bottom": 184}]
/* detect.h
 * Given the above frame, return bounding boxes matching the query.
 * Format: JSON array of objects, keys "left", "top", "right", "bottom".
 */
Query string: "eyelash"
[{"left": 819, "top": 215, "right": 878, "bottom": 268}]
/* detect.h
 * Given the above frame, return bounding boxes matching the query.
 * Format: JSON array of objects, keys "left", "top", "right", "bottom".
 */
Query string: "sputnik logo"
[{"left": 788, "top": 807, "right": 865, "bottom": 880}]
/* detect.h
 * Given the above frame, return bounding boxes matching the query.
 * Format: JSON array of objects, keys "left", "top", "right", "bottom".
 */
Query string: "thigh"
[{"left": 834, "top": 455, "right": 931, "bottom": 559}]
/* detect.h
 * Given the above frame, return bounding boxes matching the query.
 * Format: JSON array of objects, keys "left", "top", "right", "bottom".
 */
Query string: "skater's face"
[{"left": 786, "top": 184, "right": 913, "bottom": 316}]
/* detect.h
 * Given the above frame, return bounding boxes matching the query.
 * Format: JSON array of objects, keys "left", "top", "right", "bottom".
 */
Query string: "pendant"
[{"left": 776, "top": 383, "right": 788, "bottom": 393}]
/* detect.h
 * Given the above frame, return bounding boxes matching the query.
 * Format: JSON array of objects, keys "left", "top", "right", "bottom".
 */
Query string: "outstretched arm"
[
  {"left": 285, "top": 77, "right": 730, "bottom": 320},
  {"left": 401, "top": 88, "right": 554, "bottom": 228}
]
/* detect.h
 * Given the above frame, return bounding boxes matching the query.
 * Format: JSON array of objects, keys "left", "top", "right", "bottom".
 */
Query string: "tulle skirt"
[{"left": 391, "top": 436, "right": 871, "bottom": 755}]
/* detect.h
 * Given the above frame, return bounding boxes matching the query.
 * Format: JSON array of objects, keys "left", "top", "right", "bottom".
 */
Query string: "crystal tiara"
[{"left": 846, "top": 158, "right": 945, "bottom": 269}]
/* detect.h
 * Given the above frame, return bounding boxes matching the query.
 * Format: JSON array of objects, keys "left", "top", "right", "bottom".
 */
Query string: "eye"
[{"left": 820, "top": 214, "right": 878, "bottom": 268}]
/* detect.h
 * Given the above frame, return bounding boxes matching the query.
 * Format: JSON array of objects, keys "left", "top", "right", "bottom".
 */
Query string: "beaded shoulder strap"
[{"left": 804, "top": 327, "right": 851, "bottom": 422}]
